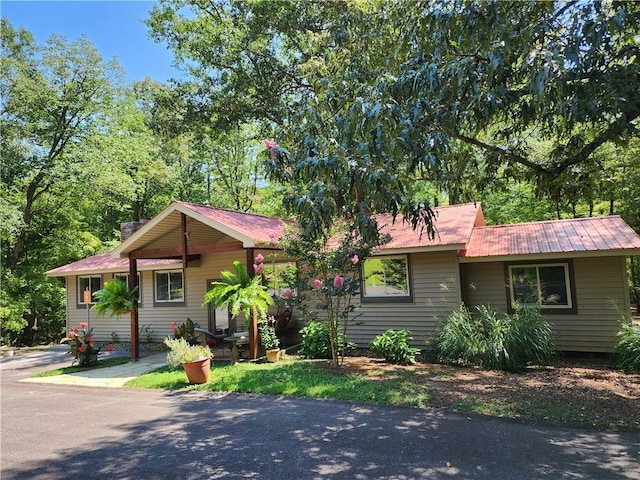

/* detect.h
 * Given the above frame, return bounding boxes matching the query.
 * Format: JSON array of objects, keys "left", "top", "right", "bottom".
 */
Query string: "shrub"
[
  {"left": 369, "top": 329, "right": 420, "bottom": 365},
  {"left": 614, "top": 322, "right": 640, "bottom": 373},
  {"left": 299, "top": 321, "right": 354, "bottom": 359},
  {"left": 428, "top": 304, "right": 555, "bottom": 372}
]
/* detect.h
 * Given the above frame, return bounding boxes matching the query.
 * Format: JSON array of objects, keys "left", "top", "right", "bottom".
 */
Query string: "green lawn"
[
  {"left": 126, "top": 359, "right": 431, "bottom": 408},
  {"left": 33, "top": 356, "right": 130, "bottom": 377}
]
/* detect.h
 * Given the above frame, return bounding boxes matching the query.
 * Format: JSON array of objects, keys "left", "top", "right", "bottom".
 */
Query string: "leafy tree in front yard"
[{"left": 281, "top": 230, "right": 371, "bottom": 367}]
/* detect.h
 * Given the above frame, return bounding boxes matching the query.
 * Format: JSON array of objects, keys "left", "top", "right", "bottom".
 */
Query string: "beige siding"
[
  {"left": 461, "top": 256, "right": 630, "bottom": 352},
  {"left": 65, "top": 249, "right": 247, "bottom": 343},
  {"left": 345, "top": 251, "right": 462, "bottom": 347}
]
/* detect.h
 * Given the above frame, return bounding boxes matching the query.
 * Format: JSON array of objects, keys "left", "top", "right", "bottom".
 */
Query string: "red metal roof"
[
  {"left": 376, "top": 203, "right": 483, "bottom": 251},
  {"left": 461, "top": 215, "right": 640, "bottom": 258},
  {"left": 46, "top": 252, "right": 181, "bottom": 276},
  {"left": 177, "top": 202, "right": 288, "bottom": 246}
]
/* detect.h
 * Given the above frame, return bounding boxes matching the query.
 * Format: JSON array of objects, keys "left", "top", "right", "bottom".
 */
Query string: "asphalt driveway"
[{"left": 1, "top": 348, "right": 638, "bottom": 479}]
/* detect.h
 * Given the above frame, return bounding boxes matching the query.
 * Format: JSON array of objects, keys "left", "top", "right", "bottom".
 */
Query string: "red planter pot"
[{"left": 183, "top": 358, "right": 211, "bottom": 384}]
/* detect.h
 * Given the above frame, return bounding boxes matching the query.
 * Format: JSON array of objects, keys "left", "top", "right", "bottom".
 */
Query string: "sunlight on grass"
[
  {"left": 33, "top": 356, "right": 130, "bottom": 377},
  {"left": 126, "top": 359, "right": 431, "bottom": 407}
]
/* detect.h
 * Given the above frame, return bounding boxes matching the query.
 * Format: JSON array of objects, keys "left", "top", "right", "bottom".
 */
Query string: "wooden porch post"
[
  {"left": 246, "top": 248, "right": 258, "bottom": 359},
  {"left": 181, "top": 213, "right": 188, "bottom": 269},
  {"left": 129, "top": 255, "right": 139, "bottom": 361}
]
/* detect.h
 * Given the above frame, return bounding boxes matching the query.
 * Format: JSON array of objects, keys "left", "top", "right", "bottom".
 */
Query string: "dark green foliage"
[
  {"left": 369, "top": 329, "right": 420, "bottom": 365},
  {"left": 92, "top": 279, "right": 138, "bottom": 317},
  {"left": 299, "top": 321, "right": 354, "bottom": 360},
  {"left": 614, "top": 323, "right": 640, "bottom": 373},
  {"left": 428, "top": 304, "right": 555, "bottom": 372}
]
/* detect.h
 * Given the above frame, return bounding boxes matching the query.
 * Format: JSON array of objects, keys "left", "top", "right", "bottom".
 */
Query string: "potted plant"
[
  {"left": 164, "top": 337, "right": 213, "bottom": 384},
  {"left": 92, "top": 279, "right": 138, "bottom": 317},
  {"left": 260, "top": 316, "right": 281, "bottom": 362},
  {"left": 203, "top": 258, "right": 273, "bottom": 360}
]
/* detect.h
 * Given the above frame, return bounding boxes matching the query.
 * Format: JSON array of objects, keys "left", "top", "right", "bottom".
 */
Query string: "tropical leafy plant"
[
  {"left": 170, "top": 318, "right": 198, "bottom": 345},
  {"left": 428, "top": 304, "right": 555, "bottom": 372},
  {"left": 369, "top": 329, "right": 420, "bottom": 365},
  {"left": 614, "top": 322, "right": 640, "bottom": 373},
  {"left": 61, "top": 322, "right": 105, "bottom": 367},
  {"left": 92, "top": 279, "right": 138, "bottom": 317},
  {"left": 203, "top": 258, "right": 273, "bottom": 358}
]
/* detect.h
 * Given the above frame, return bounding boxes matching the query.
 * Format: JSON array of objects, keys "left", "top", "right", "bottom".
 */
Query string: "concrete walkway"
[{"left": 19, "top": 352, "right": 168, "bottom": 388}]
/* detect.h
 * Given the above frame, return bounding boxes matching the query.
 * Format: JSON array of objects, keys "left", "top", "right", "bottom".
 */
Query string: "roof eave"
[
  {"left": 458, "top": 248, "right": 640, "bottom": 263},
  {"left": 45, "top": 263, "right": 185, "bottom": 277},
  {"left": 112, "top": 202, "right": 258, "bottom": 259},
  {"left": 375, "top": 243, "right": 466, "bottom": 255}
]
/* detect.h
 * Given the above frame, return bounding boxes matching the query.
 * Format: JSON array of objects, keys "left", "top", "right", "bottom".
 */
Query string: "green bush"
[
  {"left": 614, "top": 322, "right": 640, "bottom": 373},
  {"left": 299, "top": 321, "right": 354, "bottom": 359},
  {"left": 369, "top": 329, "right": 420, "bottom": 365},
  {"left": 428, "top": 304, "right": 555, "bottom": 372}
]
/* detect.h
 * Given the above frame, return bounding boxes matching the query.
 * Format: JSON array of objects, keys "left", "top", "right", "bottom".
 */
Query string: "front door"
[{"left": 206, "top": 279, "right": 230, "bottom": 334}]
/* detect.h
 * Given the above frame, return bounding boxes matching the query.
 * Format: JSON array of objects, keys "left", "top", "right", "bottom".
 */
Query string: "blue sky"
[{"left": 2, "top": 0, "right": 180, "bottom": 83}]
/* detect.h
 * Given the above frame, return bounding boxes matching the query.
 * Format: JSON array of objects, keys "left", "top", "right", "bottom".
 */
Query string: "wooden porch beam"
[
  {"left": 129, "top": 255, "right": 139, "bottom": 361},
  {"left": 129, "top": 241, "right": 243, "bottom": 260},
  {"left": 181, "top": 213, "right": 188, "bottom": 269},
  {"left": 246, "top": 248, "right": 258, "bottom": 359}
]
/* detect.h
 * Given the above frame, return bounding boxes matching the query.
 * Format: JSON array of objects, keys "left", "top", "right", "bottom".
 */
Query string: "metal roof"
[
  {"left": 46, "top": 252, "right": 181, "bottom": 276},
  {"left": 375, "top": 203, "right": 483, "bottom": 252},
  {"left": 461, "top": 215, "right": 640, "bottom": 259}
]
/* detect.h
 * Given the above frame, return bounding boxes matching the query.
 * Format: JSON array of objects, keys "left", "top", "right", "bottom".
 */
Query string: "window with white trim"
[
  {"left": 508, "top": 262, "right": 574, "bottom": 310},
  {"left": 362, "top": 255, "right": 412, "bottom": 301},
  {"left": 154, "top": 270, "right": 184, "bottom": 304},
  {"left": 77, "top": 275, "right": 102, "bottom": 305}
]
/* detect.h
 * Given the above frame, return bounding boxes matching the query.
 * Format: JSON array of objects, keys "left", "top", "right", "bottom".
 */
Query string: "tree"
[
  {"left": 282, "top": 231, "right": 371, "bottom": 367},
  {"left": 375, "top": 1, "right": 639, "bottom": 196},
  {"left": 1, "top": 21, "right": 135, "bottom": 345},
  {"left": 197, "top": 125, "right": 261, "bottom": 212},
  {"left": 148, "top": 1, "right": 639, "bottom": 245},
  {"left": 1, "top": 20, "right": 120, "bottom": 270}
]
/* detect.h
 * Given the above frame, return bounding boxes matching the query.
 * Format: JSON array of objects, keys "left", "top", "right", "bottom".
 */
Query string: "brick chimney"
[{"left": 120, "top": 220, "right": 149, "bottom": 241}]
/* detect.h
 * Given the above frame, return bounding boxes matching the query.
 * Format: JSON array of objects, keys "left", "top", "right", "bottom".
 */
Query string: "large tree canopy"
[
  {"left": 147, "top": 0, "right": 639, "bottom": 242},
  {"left": 381, "top": 0, "right": 639, "bottom": 184}
]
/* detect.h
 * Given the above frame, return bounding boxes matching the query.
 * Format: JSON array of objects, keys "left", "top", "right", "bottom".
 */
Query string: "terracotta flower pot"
[
  {"left": 266, "top": 348, "right": 280, "bottom": 363},
  {"left": 183, "top": 358, "right": 211, "bottom": 384}
]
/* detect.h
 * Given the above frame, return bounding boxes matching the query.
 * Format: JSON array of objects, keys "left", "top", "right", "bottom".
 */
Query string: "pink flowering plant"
[
  {"left": 281, "top": 228, "right": 373, "bottom": 366},
  {"left": 62, "top": 322, "right": 102, "bottom": 367}
]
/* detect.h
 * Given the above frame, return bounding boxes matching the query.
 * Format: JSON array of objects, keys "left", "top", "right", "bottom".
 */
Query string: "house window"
[
  {"left": 507, "top": 262, "right": 575, "bottom": 312},
  {"left": 154, "top": 270, "right": 184, "bottom": 305},
  {"left": 114, "top": 274, "right": 142, "bottom": 307},
  {"left": 77, "top": 275, "right": 102, "bottom": 305},
  {"left": 362, "top": 255, "right": 412, "bottom": 302}
]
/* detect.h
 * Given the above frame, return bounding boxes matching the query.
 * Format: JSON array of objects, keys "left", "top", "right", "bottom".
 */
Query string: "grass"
[
  {"left": 125, "top": 356, "right": 639, "bottom": 429},
  {"left": 126, "top": 359, "right": 432, "bottom": 408},
  {"left": 33, "top": 356, "right": 130, "bottom": 377}
]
